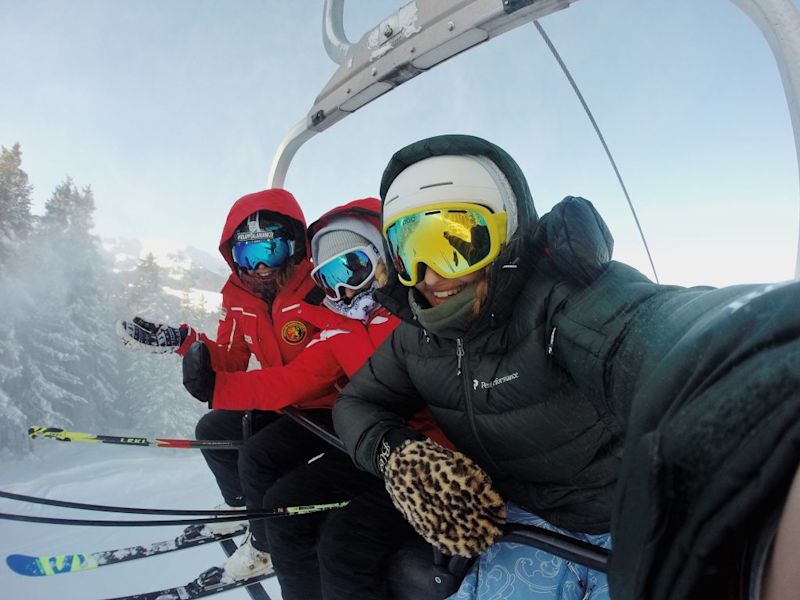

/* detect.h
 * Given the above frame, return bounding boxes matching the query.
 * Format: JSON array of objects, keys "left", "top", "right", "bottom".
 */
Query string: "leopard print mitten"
[{"left": 383, "top": 438, "right": 507, "bottom": 557}]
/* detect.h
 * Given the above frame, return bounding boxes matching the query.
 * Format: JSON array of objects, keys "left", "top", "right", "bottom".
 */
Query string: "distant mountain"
[{"left": 101, "top": 237, "right": 227, "bottom": 312}]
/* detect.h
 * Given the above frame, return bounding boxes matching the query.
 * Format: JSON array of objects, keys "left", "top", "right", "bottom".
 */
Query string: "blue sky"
[{"left": 1, "top": 0, "right": 798, "bottom": 287}]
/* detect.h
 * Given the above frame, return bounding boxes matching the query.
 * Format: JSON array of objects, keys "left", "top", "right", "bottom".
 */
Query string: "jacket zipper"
[
  {"left": 456, "top": 337, "right": 497, "bottom": 471},
  {"left": 547, "top": 326, "right": 557, "bottom": 356}
]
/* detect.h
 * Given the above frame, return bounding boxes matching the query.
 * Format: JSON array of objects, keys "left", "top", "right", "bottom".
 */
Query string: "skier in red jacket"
[{"left": 116, "top": 188, "right": 337, "bottom": 577}]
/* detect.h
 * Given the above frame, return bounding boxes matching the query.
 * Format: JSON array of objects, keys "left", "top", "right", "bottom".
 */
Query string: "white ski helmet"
[{"left": 383, "top": 154, "right": 518, "bottom": 240}]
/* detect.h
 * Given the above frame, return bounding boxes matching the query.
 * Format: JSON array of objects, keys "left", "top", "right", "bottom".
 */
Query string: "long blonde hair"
[{"left": 375, "top": 261, "right": 388, "bottom": 287}]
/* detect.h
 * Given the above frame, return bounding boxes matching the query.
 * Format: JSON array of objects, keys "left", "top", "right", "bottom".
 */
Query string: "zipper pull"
[
  {"left": 547, "top": 326, "right": 557, "bottom": 356},
  {"left": 456, "top": 338, "right": 464, "bottom": 375}
]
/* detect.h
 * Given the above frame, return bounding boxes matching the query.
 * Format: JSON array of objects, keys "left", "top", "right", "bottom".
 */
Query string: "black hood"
[{"left": 376, "top": 134, "right": 540, "bottom": 334}]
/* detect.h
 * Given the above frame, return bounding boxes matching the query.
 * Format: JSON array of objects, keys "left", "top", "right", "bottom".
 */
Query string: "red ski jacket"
[
  {"left": 176, "top": 189, "right": 334, "bottom": 410},
  {"left": 210, "top": 198, "right": 387, "bottom": 412},
  {"left": 212, "top": 303, "right": 397, "bottom": 411}
]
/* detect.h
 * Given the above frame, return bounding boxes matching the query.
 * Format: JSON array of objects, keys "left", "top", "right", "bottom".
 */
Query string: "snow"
[
  {"left": 0, "top": 444, "right": 283, "bottom": 600},
  {"left": 162, "top": 286, "right": 223, "bottom": 313},
  {"left": 102, "top": 237, "right": 228, "bottom": 278}
]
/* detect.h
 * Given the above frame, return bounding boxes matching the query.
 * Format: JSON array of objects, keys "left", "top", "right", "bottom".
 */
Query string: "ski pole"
[
  {"left": 282, "top": 407, "right": 345, "bottom": 452},
  {"left": 0, "top": 490, "right": 254, "bottom": 516},
  {"left": 28, "top": 426, "right": 242, "bottom": 449},
  {"left": 0, "top": 501, "right": 349, "bottom": 527}
]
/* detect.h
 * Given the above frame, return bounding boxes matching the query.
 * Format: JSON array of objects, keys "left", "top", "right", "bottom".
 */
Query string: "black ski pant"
[
  {"left": 264, "top": 450, "right": 418, "bottom": 600},
  {"left": 195, "top": 409, "right": 335, "bottom": 550}
]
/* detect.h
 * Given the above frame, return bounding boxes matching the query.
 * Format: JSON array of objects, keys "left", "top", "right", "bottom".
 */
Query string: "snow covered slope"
[
  {"left": 0, "top": 444, "right": 282, "bottom": 599},
  {"left": 103, "top": 237, "right": 226, "bottom": 313}
]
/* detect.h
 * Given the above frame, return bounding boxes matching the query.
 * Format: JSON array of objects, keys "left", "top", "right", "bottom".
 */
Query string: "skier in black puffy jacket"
[{"left": 332, "top": 134, "right": 800, "bottom": 600}]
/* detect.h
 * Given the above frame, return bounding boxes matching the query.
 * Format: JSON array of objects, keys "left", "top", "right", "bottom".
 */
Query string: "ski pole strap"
[
  {"left": 28, "top": 426, "right": 242, "bottom": 450},
  {"left": 499, "top": 523, "right": 610, "bottom": 572},
  {"left": 0, "top": 501, "right": 349, "bottom": 527}
]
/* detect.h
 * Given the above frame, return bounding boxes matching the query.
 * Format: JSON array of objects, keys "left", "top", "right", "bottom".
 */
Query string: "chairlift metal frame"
[
  {"left": 268, "top": 0, "right": 800, "bottom": 278},
  {"left": 268, "top": 0, "right": 800, "bottom": 579}
]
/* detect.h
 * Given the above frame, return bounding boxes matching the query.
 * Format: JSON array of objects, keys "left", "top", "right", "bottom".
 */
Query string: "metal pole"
[
  {"left": 267, "top": 119, "right": 316, "bottom": 189},
  {"left": 729, "top": 0, "right": 800, "bottom": 278},
  {"left": 323, "top": 0, "right": 352, "bottom": 65}
]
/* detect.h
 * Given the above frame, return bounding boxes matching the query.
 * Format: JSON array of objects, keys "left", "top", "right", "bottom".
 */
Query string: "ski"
[
  {"left": 5, "top": 524, "right": 247, "bottom": 577},
  {"left": 28, "top": 426, "right": 242, "bottom": 450},
  {"left": 101, "top": 563, "right": 276, "bottom": 600}
]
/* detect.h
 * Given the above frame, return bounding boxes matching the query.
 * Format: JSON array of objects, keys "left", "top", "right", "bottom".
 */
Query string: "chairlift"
[{"left": 276, "top": 0, "right": 800, "bottom": 597}]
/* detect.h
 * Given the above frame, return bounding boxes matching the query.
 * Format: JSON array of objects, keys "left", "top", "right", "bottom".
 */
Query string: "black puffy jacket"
[
  {"left": 333, "top": 135, "right": 800, "bottom": 598},
  {"left": 335, "top": 135, "right": 627, "bottom": 533}
]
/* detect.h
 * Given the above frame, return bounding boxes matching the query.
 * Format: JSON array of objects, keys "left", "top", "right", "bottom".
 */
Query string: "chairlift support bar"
[
  {"left": 270, "top": 0, "right": 800, "bottom": 279},
  {"left": 729, "top": 0, "right": 800, "bottom": 279},
  {"left": 268, "top": 0, "right": 576, "bottom": 188}
]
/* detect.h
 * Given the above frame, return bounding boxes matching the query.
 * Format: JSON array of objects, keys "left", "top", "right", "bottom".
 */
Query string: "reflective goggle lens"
[
  {"left": 232, "top": 234, "right": 294, "bottom": 269},
  {"left": 384, "top": 204, "right": 506, "bottom": 286},
  {"left": 311, "top": 247, "right": 377, "bottom": 301}
]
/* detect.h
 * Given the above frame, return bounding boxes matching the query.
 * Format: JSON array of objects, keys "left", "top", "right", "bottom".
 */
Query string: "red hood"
[
  {"left": 219, "top": 189, "right": 309, "bottom": 273},
  {"left": 307, "top": 197, "right": 380, "bottom": 240}
]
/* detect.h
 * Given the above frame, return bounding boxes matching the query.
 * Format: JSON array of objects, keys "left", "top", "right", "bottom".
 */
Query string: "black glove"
[
  {"left": 116, "top": 317, "right": 187, "bottom": 353},
  {"left": 182, "top": 341, "right": 216, "bottom": 406},
  {"left": 381, "top": 437, "right": 507, "bottom": 558}
]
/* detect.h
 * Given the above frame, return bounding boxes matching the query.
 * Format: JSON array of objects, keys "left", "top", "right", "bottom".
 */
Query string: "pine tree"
[
  {"left": 0, "top": 324, "right": 29, "bottom": 457},
  {"left": 0, "top": 144, "right": 35, "bottom": 454},
  {"left": 39, "top": 178, "right": 95, "bottom": 239},
  {"left": 11, "top": 177, "right": 122, "bottom": 445},
  {"left": 0, "top": 143, "right": 33, "bottom": 268},
  {"left": 126, "top": 253, "right": 163, "bottom": 315},
  {"left": 0, "top": 167, "right": 213, "bottom": 454},
  {"left": 114, "top": 248, "right": 205, "bottom": 437}
]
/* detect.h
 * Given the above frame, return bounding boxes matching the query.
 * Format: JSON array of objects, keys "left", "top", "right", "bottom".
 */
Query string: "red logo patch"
[{"left": 281, "top": 320, "right": 308, "bottom": 345}]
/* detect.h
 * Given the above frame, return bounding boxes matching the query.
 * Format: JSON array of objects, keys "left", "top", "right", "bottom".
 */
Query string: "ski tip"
[
  {"left": 6, "top": 552, "right": 98, "bottom": 576},
  {"left": 6, "top": 554, "right": 44, "bottom": 576},
  {"left": 28, "top": 426, "right": 65, "bottom": 439}
]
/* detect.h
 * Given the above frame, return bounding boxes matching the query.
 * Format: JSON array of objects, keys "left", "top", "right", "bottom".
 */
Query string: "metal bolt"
[
  {"left": 371, "top": 67, "right": 377, "bottom": 76},
  {"left": 447, "top": 21, "right": 455, "bottom": 31},
  {"left": 345, "top": 88, "right": 351, "bottom": 94},
  {"left": 382, "top": 23, "right": 394, "bottom": 38},
  {"left": 410, "top": 46, "right": 415, "bottom": 53}
]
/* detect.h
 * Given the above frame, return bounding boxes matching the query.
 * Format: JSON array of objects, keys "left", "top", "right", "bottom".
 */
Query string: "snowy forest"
[{"left": 0, "top": 143, "right": 222, "bottom": 458}]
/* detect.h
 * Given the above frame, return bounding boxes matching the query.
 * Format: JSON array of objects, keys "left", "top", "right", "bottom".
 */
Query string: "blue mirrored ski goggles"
[
  {"left": 232, "top": 230, "right": 295, "bottom": 270},
  {"left": 311, "top": 246, "right": 379, "bottom": 301}
]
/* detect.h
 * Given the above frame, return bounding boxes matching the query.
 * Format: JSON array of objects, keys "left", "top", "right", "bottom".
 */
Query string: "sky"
[{"left": 1, "top": 0, "right": 799, "bottom": 288}]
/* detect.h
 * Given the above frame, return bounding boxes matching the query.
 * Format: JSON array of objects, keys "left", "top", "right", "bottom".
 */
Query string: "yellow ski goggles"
[{"left": 383, "top": 202, "right": 507, "bottom": 286}]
